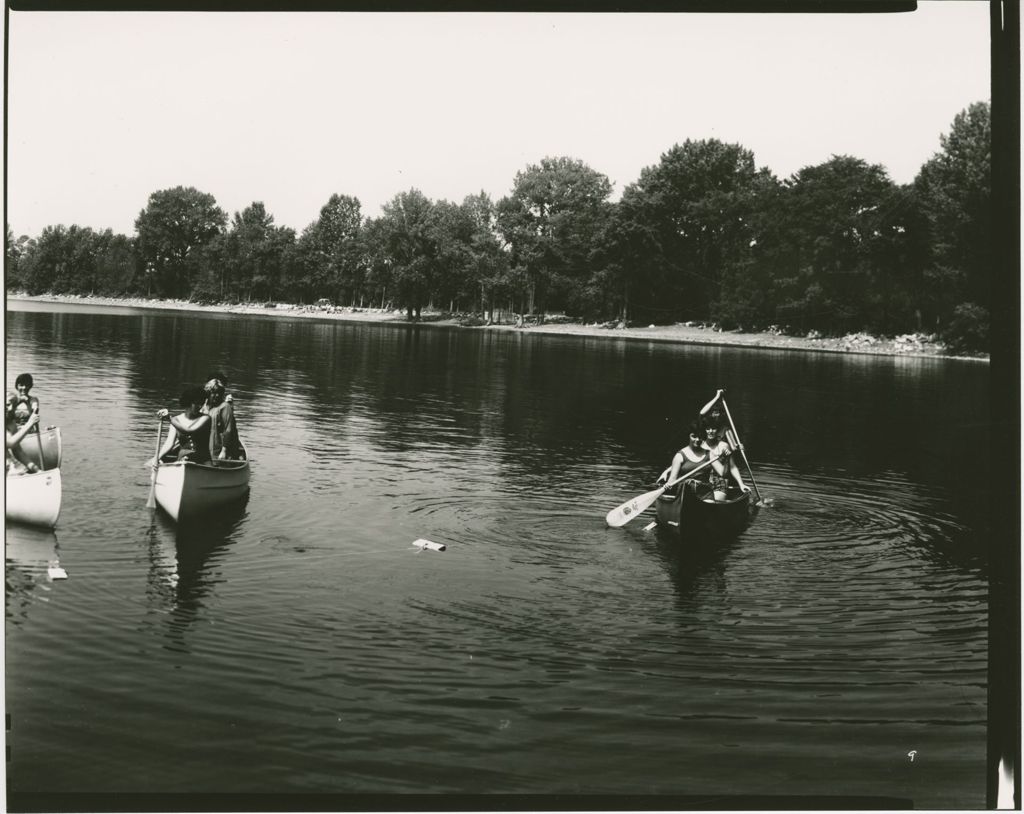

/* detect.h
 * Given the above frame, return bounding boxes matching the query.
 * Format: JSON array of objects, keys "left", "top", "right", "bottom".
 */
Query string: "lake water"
[{"left": 5, "top": 300, "right": 991, "bottom": 808}]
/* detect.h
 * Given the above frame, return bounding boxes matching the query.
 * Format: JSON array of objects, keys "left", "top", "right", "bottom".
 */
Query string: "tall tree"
[
  {"left": 461, "top": 191, "right": 511, "bottom": 322},
  {"left": 6, "top": 224, "right": 30, "bottom": 290},
  {"left": 359, "top": 216, "right": 392, "bottom": 310},
  {"left": 15, "top": 225, "right": 94, "bottom": 295},
  {"left": 375, "top": 189, "right": 436, "bottom": 319},
  {"left": 15, "top": 225, "right": 65, "bottom": 294},
  {"left": 426, "top": 199, "right": 476, "bottom": 312},
  {"left": 617, "top": 139, "right": 767, "bottom": 323},
  {"left": 93, "top": 230, "right": 140, "bottom": 295},
  {"left": 496, "top": 156, "right": 613, "bottom": 319},
  {"left": 193, "top": 202, "right": 296, "bottom": 303},
  {"left": 913, "top": 101, "right": 992, "bottom": 326},
  {"left": 134, "top": 186, "right": 227, "bottom": 298},
  {"left": 308, "top": 194, "right": 364, "bottom": 305},
  {"left": 772, "top": 155, "right": 907, "bottom": 335}
]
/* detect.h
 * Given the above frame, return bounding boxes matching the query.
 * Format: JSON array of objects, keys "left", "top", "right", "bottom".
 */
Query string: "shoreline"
[{"left": 6, "top": 293, "right": 988, "bottom": 362}]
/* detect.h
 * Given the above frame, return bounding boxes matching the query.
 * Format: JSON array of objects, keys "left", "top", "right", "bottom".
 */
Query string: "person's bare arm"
[{"left": 6, "top": 412, "right": 40, "bottom": 447}]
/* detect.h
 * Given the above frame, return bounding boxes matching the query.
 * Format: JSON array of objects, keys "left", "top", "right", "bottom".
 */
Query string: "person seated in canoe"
[
  {"left": 658, "top": 421, "right": 712, "bottom": 496},
  {"left": 6, "top": 396, "right": 41, "bottom": 475},
  {"left": 9, "top": 373, "right": 41, "bottom": 433},
  {"left": 202, "top": 372, "right": 246, "bottom": 461},
  {"left": 701, "top": 396, "right": 750, "bottom": 454},
  {"left": 152, "top": 387, "right": 213, "bottom": 464},
  {"left": 701, "top": 418, "right": 749, "bottom": 502}
]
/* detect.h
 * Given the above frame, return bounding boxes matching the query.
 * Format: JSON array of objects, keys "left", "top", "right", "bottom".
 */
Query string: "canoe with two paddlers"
[
  {"left": 655, "top": 480, "right": 755, "bottom": 539},
  {"left": 605, "top": 388, "right": 765, "bottom": 536}
]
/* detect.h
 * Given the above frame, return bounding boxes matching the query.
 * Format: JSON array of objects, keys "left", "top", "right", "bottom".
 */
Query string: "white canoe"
[
  {"left": 153, "top": 460, "right": 250, "bottom": 523},
  {"left": 15, "top": 426, "right": 63, "bottom": 471},
  {"left": 6, "top": 468, "right": 63, "bottom": 528}
]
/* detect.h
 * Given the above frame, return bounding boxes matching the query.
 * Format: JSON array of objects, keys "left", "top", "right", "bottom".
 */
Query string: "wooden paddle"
[
  {"left": 606, "top": 457, "right": 715, "bottom": 528},
  {"left": 719, "top": 396, "right": 764, "bottom": 504},
  {"left": 146, "top": 418, "right": 164, "bottom": 509},
  {"left": 31, "top": 405, "right": 45, "bottom": 469}
]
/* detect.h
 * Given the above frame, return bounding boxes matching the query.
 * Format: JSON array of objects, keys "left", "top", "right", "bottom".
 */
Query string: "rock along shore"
[{"left": 7, "top": 293, "right": 987, "bottom": 362}]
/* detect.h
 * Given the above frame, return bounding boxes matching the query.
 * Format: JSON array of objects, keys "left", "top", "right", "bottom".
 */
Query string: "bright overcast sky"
[{"left": 7, "top": 3, "right": 990, "bottom": 239}]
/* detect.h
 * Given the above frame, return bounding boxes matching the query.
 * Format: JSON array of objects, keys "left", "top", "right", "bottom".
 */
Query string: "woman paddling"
[
  {"left": 5, "top": 405, "right": 40, "bottom": 475},
  {"left": 661, "top": 421, "right": 712, "bottom": 495},
  {"left": 151, "top": 387, "right": 212, "bottom": 464},
  {"left": 202, "top": 373, "right": 245, "bottom": 461},
  {"left": 702, "top": 418, "right": 749, "bottom": 502}
]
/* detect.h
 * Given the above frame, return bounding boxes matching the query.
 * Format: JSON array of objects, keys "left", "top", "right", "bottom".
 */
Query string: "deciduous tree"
[
  {"left": 496, "top": 157, "right": 613, "bottom": 319},
  {"left": 134, "top": 186, "right": 227, "bottom": 298},
  {"left": 913, "top": 100, "right": 991, "bottom": 342}
]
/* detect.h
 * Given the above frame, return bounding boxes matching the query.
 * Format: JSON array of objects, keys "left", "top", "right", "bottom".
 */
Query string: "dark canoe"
[{"left": 655, "top": 481, "right": 755, "bottom": 540}]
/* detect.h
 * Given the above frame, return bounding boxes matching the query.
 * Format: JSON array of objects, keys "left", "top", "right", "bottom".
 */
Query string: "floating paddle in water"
[
  {"left": 47, "top": 561, "right": 68, "bottom": 581},
  {"left": 413, "top": 538, "right": 447, "bottom": 553}
]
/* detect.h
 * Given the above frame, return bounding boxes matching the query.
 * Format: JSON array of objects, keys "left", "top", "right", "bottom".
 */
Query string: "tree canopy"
[
  {"left": 6, "top": 101, "right": 994, "bottom": 351},
  {"left": 134, "top": 186, "right": 227, "bottom": 298}
]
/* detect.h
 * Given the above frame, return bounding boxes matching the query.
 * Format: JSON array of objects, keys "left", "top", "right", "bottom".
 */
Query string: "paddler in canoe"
[
  {"left": 657, "top": 401, "right": 749, "bottom": 503},
  {"left": 6, "top": 402, "right": 40, "bottom": 475},
  {"left": 6, "top": 373, "right": 42, "bottom": 471},
  {"left": 202, "top": 372, "right": 246, "bottom": 461},
  {"left": 606, "top": 388, "right": 765, "bottom": 529},
  {"left": 150, "top": 380, "right": 247, "bottom": 465},
  {"left": 152, "top": 387, "right": 213, "bottom": 464},
  {"left": 701, "top": 416, "right": 749, "bottom": 502},
  {"left": 659, "top": 421, "right": 712, "bottom": 495},
  {"left": 11, "top": 373, "right": 41, "bottom": 428}
]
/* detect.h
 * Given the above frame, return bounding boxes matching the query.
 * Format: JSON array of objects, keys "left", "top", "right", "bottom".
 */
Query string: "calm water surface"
[{"left": 5, "top": 301, "right": 990, "bottom": 807}]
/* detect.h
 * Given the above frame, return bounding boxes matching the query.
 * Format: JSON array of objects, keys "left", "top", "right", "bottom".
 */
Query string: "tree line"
[{"left": 6, "top": 101, "right": 991, "bottom": 352}]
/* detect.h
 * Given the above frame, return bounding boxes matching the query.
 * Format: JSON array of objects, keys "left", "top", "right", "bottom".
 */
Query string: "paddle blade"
[
  {"left": 605, "top": 484, "right": 666, "bottom": 528},
  {"left": 147, "top": 419, "right": 164, "bottom": 509}
]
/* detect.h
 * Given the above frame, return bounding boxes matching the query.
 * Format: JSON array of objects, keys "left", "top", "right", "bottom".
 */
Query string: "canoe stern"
[
  {"left": 6, "top": 468, "right": 63, "bottom": 528},
  {"left": 154, "top": 460, "right": 250, "bottom": 523}
]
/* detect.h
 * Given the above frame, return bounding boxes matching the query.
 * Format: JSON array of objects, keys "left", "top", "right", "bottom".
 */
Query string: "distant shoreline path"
[{"left": 7, "top": 293, "right": 987, "bottom": 363}]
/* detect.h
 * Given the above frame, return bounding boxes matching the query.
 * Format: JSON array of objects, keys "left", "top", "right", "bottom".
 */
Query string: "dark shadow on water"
[
  {"left": 647, "top": 524, "right": 740, "bottom": 609},
  {"left": 144, "top": 495, "right": 250, "bottom": 651}
]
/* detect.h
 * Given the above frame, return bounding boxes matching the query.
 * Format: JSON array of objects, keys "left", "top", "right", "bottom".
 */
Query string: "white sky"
[{"left": 6, "top": 3, "right": 990, "bottom": 239}]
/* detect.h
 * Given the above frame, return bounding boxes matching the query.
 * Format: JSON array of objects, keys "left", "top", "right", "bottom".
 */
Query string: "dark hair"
[
  {"left": 701, "top": 416, "right": 724, "bottom": 434},
  {"left": 179, "top": 386, "right": 207, "bottom": 408},
  {"left": 15, "top": 373, "right": 33, "bottom": 390},
  {"left": 687, "top": 420, "right": 703, "bottom": 438}
]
